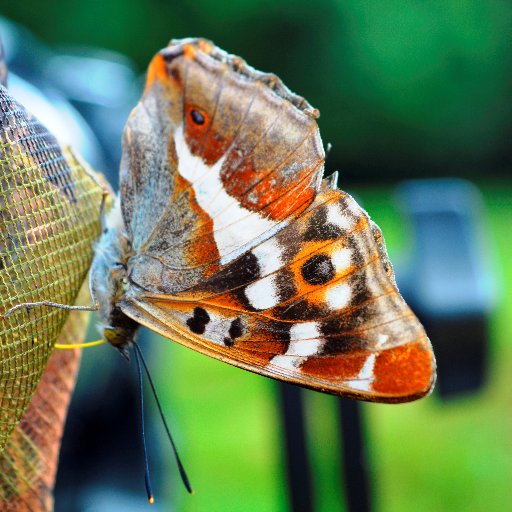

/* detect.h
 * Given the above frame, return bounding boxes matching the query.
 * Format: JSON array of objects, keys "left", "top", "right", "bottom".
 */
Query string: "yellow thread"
[{"left": 54, "top": 339, "right": 107, "bottom": 349}]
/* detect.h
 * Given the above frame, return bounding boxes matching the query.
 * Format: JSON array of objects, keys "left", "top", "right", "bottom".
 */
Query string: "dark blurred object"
[
  {"left": 396, "top": 179, "right": 497, "bottom": 398},
  {"left": 338, "top": 399, "right": 371, "bottom": 512},
  {"left": 0, "top": 35, "right": 7, "bottom": 87},
  {"left": 279, "top": 384, "right": 372, "bottom": 512},
  {"left": 279, "top": 384, "right": 314, "bottom": 512}
]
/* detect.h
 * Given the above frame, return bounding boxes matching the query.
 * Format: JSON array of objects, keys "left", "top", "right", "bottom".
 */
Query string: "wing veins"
[
  {"left": 155, "top": 161, "right": 322, "bottom": 260},
  {"left": 139, "top": 285, "right": 401, "bottom": 328},
  {"left": 139, "top": 189, "right": 343, "bottom": 273},
  {"left": 198, "top": 116, "right": 319, "bottom": 221},
  {"left": 137, "top": 55, "right": 192, "bottom": 252}
]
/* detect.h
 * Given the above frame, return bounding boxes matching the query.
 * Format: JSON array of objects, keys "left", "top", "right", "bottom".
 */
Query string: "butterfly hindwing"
[{"left": 121, "top": 175, "right": 434, "bottom": 403}]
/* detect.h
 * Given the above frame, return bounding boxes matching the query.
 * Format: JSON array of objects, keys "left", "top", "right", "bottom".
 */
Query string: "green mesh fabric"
[
  {"left": 0, "top": 85, "right": 104, "bottom": 452},
  {"left": 0, "top": 297, "right": 87, "bottom": 511}
]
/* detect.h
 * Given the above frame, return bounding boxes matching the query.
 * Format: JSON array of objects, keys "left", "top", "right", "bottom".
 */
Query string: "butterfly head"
[{"left": 102, "top": 309, "right": 139, "bottom": 355}]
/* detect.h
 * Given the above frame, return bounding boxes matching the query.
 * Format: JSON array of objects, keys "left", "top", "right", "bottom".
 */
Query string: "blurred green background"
[
  {"left": 1, "top": 1, "right": 511, "bottom": 511},
  {"left": 2, "top": 0, "right": 511, "bottom": 182}
]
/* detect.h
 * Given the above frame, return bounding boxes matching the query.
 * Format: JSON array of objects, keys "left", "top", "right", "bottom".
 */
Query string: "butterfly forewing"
[
  {"left": 121, "top": 40, "right": 324, "bottom": 294},
  {"left": 116, "top": 38, "right": 435, "bottom": 403}
]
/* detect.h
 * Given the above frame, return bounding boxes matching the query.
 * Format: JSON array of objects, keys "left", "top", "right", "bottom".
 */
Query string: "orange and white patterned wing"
[
  {"left": 120, "top": 39, "right": 323, "bottom": 294},
  {"left": 121, "top": 177, "right": 434, "bottom": 403},
  {"left": 118, "top": 39, "right": 435, "bottom": 403}
]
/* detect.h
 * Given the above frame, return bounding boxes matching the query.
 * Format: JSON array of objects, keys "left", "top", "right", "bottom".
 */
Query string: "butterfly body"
[
  {"left": 90, "top": 202, "right": 138, "bottom": 349},
  {"left": 91, "top": 38, "right": 435, "bottom": 403}
]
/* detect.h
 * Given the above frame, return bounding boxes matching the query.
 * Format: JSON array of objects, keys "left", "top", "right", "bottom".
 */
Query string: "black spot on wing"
[
  {"left": 301, "top": 254, "right": 335, "bottom": 285},
  {"left": 224, "top": 317, "right": 243, "bottom": 347},
  {"left": 186, "top": 307, "right": 210, "bottom": 334},
  {"left": 190, "top": 109, "right": 205, "bottom": 125},
  {"left": 303, "top": 207, "right": 343, "bottom": 241},
  {"left": 229, "top": 318, "right": 243, "bottom": 339},
  {"left": 201, "top": 251, "right": 261, "bottom": 294}
]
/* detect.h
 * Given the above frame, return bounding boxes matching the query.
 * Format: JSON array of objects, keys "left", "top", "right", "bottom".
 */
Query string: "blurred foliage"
[{"left": 1, "top": 0, "right": 511, "bottom": 181}]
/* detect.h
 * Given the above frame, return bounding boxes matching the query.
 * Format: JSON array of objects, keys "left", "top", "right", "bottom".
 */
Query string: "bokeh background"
[{"left": 1, "top": 1, "right": 511, "bottom": 511}]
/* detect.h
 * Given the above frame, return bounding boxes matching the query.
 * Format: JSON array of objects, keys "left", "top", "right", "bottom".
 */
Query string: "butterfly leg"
[{"left": 2, "top": 300, "right": 99, "bottom": 318}]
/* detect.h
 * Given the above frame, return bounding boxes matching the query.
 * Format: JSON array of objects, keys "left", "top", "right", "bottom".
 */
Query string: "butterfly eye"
[{"left": 190, "top": 109, "right": 205, "bottom": 125}]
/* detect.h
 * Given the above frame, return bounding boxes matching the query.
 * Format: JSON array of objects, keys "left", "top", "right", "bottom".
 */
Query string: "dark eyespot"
[
  {"left": 190, "top": 109, "right": 205, "bottom": 125},
  {"left": 186, "top": 307, "right": 210, "bottom": 334},
  {"left": 301, "top": 254, "right": 336, "bottom": 285},
  {"left": 228, "top": 318, "right": 243, "bottom": 340},
  {"left": 222, "top": 318, "right": 243, "bottom": 348}
]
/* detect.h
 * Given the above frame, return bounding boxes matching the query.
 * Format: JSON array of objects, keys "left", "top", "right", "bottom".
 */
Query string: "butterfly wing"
[
  {"left": 119, "top": 39, "right": 435, "bottom": 403},
  {"left": 120, "top": 39, "right": 323, "bottom": 293}
]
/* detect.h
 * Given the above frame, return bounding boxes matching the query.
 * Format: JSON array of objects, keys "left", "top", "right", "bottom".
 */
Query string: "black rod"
[
  {"left": 338, "top": 399, "right": 371, "bottom": 512},
  {"left": 279, "top": 383, "right": 314, "bottom": 512}
]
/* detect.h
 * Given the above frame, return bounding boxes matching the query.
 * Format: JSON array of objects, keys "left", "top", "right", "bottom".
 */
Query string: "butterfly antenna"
[
  {"left": 133, "top": 345, "right": 155, "bottom": 504},
  {"left": 133, "top": 342, "right": 194, "bottom": 494}
]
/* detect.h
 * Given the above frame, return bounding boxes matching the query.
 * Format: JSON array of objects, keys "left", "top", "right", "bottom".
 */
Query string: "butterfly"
[{"left": 90, "top": 38, "right": 436, "bottom": 404}]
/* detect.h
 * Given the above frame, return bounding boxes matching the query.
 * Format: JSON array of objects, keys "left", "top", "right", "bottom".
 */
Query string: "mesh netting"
[
  {"left": 0, "top": 85, "right": 105, "bottom": 452},
  {"left": 0, "top": 297, "right": 87, "bottom": 511}
]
